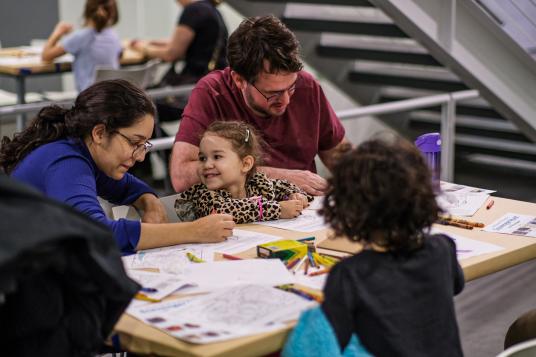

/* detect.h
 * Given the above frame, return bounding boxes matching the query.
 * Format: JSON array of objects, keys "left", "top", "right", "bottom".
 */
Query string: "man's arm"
[
  {"left": 170, "top": 141, "right": 201, "bottom": 192},
  {"left": 258, "top": 166, "right": 327, "bottom": 196},
  {"left": 318, "top": 137, "right": 353, "bottom": 172}
]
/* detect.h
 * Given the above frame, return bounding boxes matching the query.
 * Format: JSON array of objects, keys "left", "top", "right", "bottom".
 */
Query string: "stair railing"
[{"left": 0, "top": 87, "right": 479, "bottom": 182}]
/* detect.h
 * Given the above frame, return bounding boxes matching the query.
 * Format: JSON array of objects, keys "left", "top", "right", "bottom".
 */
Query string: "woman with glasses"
[{"left": 0, "top": 79, "right": 234, "bottom": 254}]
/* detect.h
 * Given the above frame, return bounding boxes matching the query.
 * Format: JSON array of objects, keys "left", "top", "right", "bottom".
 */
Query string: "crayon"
[
  {"left": 309, "top": 268, "right": 331, "bottom": 276},
  {"left": 222, "top": 253, "right": 243, "bottom": 260},
  {"left": 134, "top": 293, "right": 160, "bottom": 302},
  {"left": 438, "top": 219, "right": 473, "bottom": 230},
  {"left": 292, "top": 256, "right": 308, "bottom": 274},
  {"left": 486, "top": 200, "right": 494, "bottom": 210},
  {"left": 304, "top": 259, "right": 309, "bottom": 275},
  {"left": 287, "top": 257, "right": 300, "bottom": 270},
  {"left": 187, "top": 252, "right": 205, "bottom": 263},
  {"left": 439, "top": 215, "right": 484, "bottom": 228},
  {"left": 307, "top": 251, "right": 317, "bottom": 268}
]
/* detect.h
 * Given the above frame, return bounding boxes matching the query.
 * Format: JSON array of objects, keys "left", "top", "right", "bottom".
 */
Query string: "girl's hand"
[
  {"left": 288, "top": 193, "right": 309, "bottom": 208},
  {"left": 280, "top": 200, "right": 304, "bottom": 219},
  {"left": 193, "top": 214, "right": 235, "bottom": 242}
]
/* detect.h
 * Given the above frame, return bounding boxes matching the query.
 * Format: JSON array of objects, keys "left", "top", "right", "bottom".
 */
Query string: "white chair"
[
  {"left": 497, "top": 338, "right": 536, "bottom": 357},
  {"left": 94, "top": 59, "right": 160, "bottom": 89}
]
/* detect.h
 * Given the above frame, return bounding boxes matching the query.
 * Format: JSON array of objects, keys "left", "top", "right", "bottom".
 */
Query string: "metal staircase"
[{"left": 226, "top": 0, "right": 536, "bottom": 171}]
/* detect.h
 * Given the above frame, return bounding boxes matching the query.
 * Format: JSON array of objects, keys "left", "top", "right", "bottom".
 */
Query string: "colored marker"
[
  {"left": 187, "top": 252, "right": 205, "bottom": 263},
  {"left": 140, "top": 287, "right": 158, "bottom": 293}
]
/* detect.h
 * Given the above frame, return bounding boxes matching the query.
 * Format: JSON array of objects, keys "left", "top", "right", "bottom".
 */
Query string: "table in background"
[
  {"left": 114, "top": 196, "right": 536, "bottom": 356},
  {"left": 0, "top": 46, "right": 145, "bottom": 130}
]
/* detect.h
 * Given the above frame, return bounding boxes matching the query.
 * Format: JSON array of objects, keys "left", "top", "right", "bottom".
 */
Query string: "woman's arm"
[
  {"left": 131, "top": 25, "right": 195, "bottom": 62},
  {"left": 137, "top": 213, "right": 235, "bottom": 250},
  {"left": 41, "top": 22, "right": 72, "bottom": 62},
  {"left": 133, "top": 193, "right": 168, "bottom": 223}
]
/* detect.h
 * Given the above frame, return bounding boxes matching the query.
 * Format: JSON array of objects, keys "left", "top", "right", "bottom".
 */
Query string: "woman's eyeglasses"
[{"left": 114, "top": 131, "right": 153, "bottom": 159}]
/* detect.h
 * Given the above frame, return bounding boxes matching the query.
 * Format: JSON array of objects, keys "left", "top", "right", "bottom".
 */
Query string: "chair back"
[
  {"left": 95, "top": 59, "right": 160, "bottom": 89},
  {"left": 497, "top": 338, "right": 536, "bottom": 357}
]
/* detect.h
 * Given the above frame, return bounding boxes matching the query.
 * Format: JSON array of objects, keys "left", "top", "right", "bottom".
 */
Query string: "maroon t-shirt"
[{"left": 175, "top": 67, "right": 345, "bottom": 173}]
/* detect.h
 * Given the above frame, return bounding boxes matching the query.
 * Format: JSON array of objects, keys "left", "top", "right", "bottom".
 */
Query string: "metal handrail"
[
  {"left": 0, "top": 87, "right": 480, "bottom": 181},
  {"left": 0, "top": 84, "right": 195, "bottom": 118}
]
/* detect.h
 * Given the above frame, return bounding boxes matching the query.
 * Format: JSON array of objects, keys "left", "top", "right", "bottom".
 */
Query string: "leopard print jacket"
[{"left": 174, "top": 172, "right": 313, "bottom": 224}]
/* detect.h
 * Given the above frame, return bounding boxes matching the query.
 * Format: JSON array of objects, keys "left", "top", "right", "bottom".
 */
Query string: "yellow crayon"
[{"left": 187, "top": 252, "right": 205, "bottom": 263}]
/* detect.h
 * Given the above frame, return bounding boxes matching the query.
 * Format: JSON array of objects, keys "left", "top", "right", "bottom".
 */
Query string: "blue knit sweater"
[{"left": 11, "top": 138, "right": 155, "bottom": 254}]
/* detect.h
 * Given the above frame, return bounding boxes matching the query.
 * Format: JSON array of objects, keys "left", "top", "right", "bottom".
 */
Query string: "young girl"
[
  {"left": 319, "top": 136, "right": 464, "bottom": 356},
  {"left": 41, "top": 0, "right": 122, "bottom": 92},
  {"left": 175, "top": 121, "right": 313, "bottom": 224}
]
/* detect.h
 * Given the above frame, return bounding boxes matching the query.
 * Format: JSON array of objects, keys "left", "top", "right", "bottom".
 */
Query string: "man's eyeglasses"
[
  {"left": 114, "top": 131, "right": 153, "bottom": 159},
  {"left": 249, "top": 81, "right": 296, "bottom": 103}
]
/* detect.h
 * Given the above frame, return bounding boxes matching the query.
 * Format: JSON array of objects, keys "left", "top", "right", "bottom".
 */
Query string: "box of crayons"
[{"left": 257, "top": 240, "right": 308, "bottom": 261}]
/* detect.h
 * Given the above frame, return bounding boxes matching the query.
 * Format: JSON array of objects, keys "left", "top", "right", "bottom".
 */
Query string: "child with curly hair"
[
  {"left": 175, "top": 121, "right": 313, "bottom": 223},
  {"left": 320, "top": 135, "right": 465, "bottom": 356}
]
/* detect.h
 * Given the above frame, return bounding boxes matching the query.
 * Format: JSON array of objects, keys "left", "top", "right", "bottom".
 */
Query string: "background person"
[
  {"left": 0, "top": 80, "right": 234, "bottom": 255},
  {"left": 175, "top": 121, "right": 312, "bottom": 223},
  {"left": 41, "top": 0, "right": 122, "bottom": 92},
  {"left": 129, "top": 0, "right": 228, "bottom": 86},
  {"left": 170, "top": 15, "right": 352, "bottom": 195}
]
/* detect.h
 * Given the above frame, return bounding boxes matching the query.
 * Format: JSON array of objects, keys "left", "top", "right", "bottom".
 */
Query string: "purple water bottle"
[{"left": 415, "top": 133, "right": 441, "bottom": 189}]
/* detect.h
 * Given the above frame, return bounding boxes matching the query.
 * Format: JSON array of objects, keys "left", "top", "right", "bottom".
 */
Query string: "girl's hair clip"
[{"left": 245, "top": 128, "right": 250, "bottom": 143}]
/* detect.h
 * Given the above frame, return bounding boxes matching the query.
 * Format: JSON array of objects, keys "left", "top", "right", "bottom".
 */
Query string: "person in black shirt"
[
  {"left": 130, "top": 0, "right": 228, "bottom": 84},
  {"left": 320, "top": 135, "right": 465, "bottom": 357}
]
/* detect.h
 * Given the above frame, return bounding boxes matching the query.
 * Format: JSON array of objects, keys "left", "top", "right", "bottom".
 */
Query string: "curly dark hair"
[
  {"left": 0, "top": 79, "right": 155, "bottom": 174},
  {"left": 321, "top": 136, "right": 441, "bottom": 252},
  {"left": 201, "top": 121, "right": 265, "bottom": 181},
  {"left": 84, "top": 0, "right": 119, "bottom": 32},
  {"left": 227, "top": 15, "right": 303, "bottom": 83}
]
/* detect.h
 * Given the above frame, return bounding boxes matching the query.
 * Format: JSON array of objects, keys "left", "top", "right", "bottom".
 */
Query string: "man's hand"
[
  {"left": 285, "top": 170, "right": 327, "bottom": 196},
  {"left": 259, "top": 166, "right": 327, "bottom": 196}
]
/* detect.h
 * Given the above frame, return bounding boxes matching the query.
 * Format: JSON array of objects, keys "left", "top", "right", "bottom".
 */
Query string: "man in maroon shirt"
[{"left": 171, "top": 15, "right": 351, "bottom": 195}]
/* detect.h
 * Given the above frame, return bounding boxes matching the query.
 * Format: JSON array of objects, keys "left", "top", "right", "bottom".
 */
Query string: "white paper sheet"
[
  {"left": 483, "top": 213, "right": 536, "bottom": 238},
  {"left": 122, "top": 229, "right": 282, "bottom": 274},
  {"left": 254, "top": 209, "right": 328, "bottom": 232},
  {"left": 436, "top": 181, "right": 495, "bottom": 217},
  {"left": 177, "top": 259, "right": 296, "bottom": 293},
  {"left": 126, "top": 269, "right": 195, "bottom": 301},
  {"left": 431, "top": 228, "right": 504, "bottom": 260},
  {"left": 128, "top": 284, "right": 315, "bottom": 344}
]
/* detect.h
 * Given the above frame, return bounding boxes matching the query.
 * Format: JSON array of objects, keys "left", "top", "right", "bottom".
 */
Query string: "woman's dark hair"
[
  {"left": 227, "top": 15, "right": 303, "bottom": 83},
  {"left": 84, "top": 0, "right": 119, "bottom": 32},
  {"left": 0, "top": 79, "right": 155, "bottom": 174},
  {"left": 201, "top": 121, "right": 265, "bottom": 181},
  {"left": 321, "top": 135, "right": 441, "bottom": 252}
]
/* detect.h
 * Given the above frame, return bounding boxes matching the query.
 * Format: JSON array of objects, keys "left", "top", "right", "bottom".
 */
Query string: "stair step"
[
  {"left": 408, "top": 119, "right": 529, "bottom": 143},
  {"left": 349, "top": 62, "right": 467, "bottom": 91},
  {"left": 249, "top": 0, "right": 373, "bottom": 6},
  {"left": 464, "top": 154, "right": 536, "bottom": 173},
  {"left": 317, "top": 35, "right": 439, "bottom": 65},
  {"left": 283, "top": 18, "right": 407, "bottom": 37},
  {"left": 454, "top": 134, "right": 536, "bottom": 162},
  {"left": 409, "top": 111, "right": 518, "bottom": 133}
]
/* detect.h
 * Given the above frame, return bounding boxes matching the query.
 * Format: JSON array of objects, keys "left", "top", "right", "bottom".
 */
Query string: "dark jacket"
[{"left": 0, "top": 174, "right": 139, "bottom": 356}]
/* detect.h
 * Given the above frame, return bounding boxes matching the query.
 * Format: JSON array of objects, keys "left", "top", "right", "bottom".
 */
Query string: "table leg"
[{"left": 15, "top": 76, "right": 26, "bottom": 132}]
